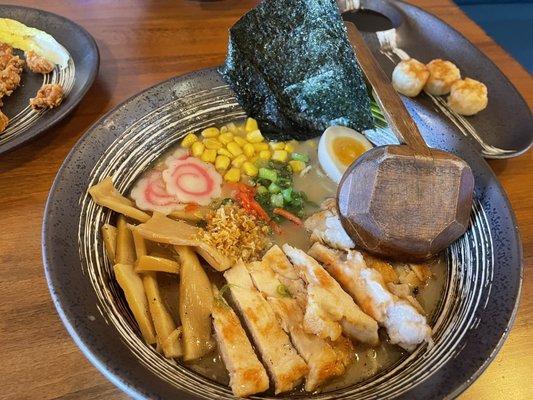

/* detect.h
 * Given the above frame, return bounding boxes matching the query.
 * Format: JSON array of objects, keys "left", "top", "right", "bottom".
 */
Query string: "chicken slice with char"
[
  {"left": 262, "top": 244, "right": 308, "bottom": 308},
  {"left": 282, "top": 245, "right": 379, "bottom": 345},
  {"left": 308, "top": 243, "right": 433, "bottom": 352},
  {"left": 248, "top": 249, "right": 348, "bottom": 391},
  {"left": 224, "top": 260, "right": 308, "bottom": 394},
  {"left": 263, "top": 246, "right": 355, "bottom": 369},
  {"left": 212, "top": 286, "right": 269, "bottom": 397},
  {"left": 328, "top": 334, "right": 355, "bottom": 369},
  {"left": 305, "top": 204, "right": 431, "bottom": 314}
]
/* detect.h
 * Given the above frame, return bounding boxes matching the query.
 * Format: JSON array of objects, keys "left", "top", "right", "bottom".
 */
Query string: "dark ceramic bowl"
[
  {"left": 43, "top": 67, "right": 522, "bottom": 400},
  {"left": 0, "top": 5, "right": 99, "bottom": 155}
]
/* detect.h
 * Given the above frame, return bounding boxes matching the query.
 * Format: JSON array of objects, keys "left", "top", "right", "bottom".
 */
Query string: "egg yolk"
[{"left": 331, "top": 137, "right": 367, "bottom": 166}]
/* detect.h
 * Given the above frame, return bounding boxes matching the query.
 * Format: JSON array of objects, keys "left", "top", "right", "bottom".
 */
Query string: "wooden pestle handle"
[{"left": 344, "top": 22, "right": 431, "bottom": 157}]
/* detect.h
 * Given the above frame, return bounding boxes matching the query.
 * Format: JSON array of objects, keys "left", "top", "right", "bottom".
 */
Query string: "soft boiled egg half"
[{"left": 318, "top": 125, "right": 373, "bottom": 183}]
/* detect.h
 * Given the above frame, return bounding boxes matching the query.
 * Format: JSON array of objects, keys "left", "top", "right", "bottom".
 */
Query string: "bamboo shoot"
[
  {"left": 102, "top": 223, "right": 117, "bottom": 264},
  {"left": 114, "top": 263, "right": 156, "bottom": 344},
  {"left": 132, "top": 213, "right": 231, "bottom": 271},
  {"left": 176, "top": 245, "right": 214, "bottom": 361},
  {"left": 89, "top": 177, "right": 150, "bottom": 222},
  {"left": 143, "top": 273, "right": 182, "bottom": 358},
  {"left": 135, "top": 255, "right": 180, "bottom": 274},
  {"left": 116, "top": 215, "right": 136, "bottom": 265},
  {"left": 132, "top": 230, "right": 182, "bottom": 358}
]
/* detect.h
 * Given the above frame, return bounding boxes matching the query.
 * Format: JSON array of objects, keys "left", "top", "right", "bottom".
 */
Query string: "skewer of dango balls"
[
  {"left": 391, "top": 58, "right": 488, "bottom": 116},
  {"left": 180, "top": 118, "right": 306, "bottom": 183}
]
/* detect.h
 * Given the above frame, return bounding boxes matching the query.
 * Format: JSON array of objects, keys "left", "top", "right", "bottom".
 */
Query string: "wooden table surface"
[{"left": 0, "top": 1, "right": 531, "bottom": 399}]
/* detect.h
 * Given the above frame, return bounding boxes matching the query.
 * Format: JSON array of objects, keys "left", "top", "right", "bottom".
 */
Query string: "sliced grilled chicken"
[
  {"left": 212, "top": 286, "right": 269, "bottom": 397},
  {"left": 362, "top": 253, "right": 428, "bottom": 314},
  {"left": 308, "top": 243, "right": 433, "bottom": 352},
  {"left": 224, "top": 260, "right": 308, "bottom": 394},
  {"left": 305, "top": 205, "right": 431, "bottom": 316},
  {"left": 262, "top": 245, "right": 308, "bottom": 308},
  {"left": 263, "top": 246, "right": 355, "bottom": 370},
  {"left": 304, "top": 202, "right": 355, "bottom": 251},
  {"left": 282, "top": 245, "right": 379, "bottom": 345},
  {"left": 248, "top": 257, "right": 346, "bottom": 392},
  {"left": 328, "top": 335, "right": 355, "bottom": 369}
]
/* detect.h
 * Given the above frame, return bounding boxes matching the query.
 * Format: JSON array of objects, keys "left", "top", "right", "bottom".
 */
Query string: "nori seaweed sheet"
[{"left": 219, "top": 0, "right": 373, "bottom": 141}]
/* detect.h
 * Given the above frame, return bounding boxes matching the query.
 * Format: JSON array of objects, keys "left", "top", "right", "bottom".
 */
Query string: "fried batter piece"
[
  {"left": 25, "top": 50, "right": 55, "bottom": 74},
  {"left": 30, "top": 83, "right": 64, "bottom": 111},
  {"left": 0, "top": 109, "right": 8, "bottom": 133},
  {"left": 0, "top": 43, "right": 25, "bottom": 105},
  {"left": 0, "top": 42, "right": 13, "bottom": 68}
]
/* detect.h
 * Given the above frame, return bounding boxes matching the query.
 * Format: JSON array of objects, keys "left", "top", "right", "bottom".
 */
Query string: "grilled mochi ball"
[
  {"left": 447, "top": 78, "right": 488, "bottom": 116},
  {"left": 424, "top": 59, "right": 461, "bottom": 95},
  {"left": 392, "top": 58, "right": 430, "bottom": 97}
]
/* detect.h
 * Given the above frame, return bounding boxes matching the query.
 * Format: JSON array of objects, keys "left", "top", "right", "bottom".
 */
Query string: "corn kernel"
[
  {"left": 232, "top": 154, "right": 247, "bottom": 168},
  {"left": 233, "top": 136, "right": 247, "bottom": 147},
  {"left": 253, "top": 142, "right": 269, "bottom": 152},
  {"left": 227, "top": 142, "right": 243, "bottom": 157},
  {"left": 203, "top": 138, "right": 222, "bottom": 150},
  {"left": 272, "top": 149, "right": 288, "bottom": 162},
  {"left": 191, "top": 141, "right": 205, "bottom": 157},
  {"left": 246, "top": 129, "right": 264, "bottom": 143},
  {"left": 284, "top": 142, "right": 296, "bottom": 153},
  {"left": 243, "top": 143, "right": 255, "bottom": 158},
  {"left": 219, "top": 132, "right": 234, "bottom": 145},
  {"left": 201, "top": 127, "right": 219, "bottom": 138},
  {"left": 245, "top": 117, "right": 259, "bottom": 133},
  {"left": 242, "top": 162, "right": 258, "bottom": 177},
  {"left": 201, "top": 149, "right": 217, "bottom": 163},
  {"left": 289, "top": 160, "right": 306, "bottom": 173},
  {"left": 215, "top": 155, "right": 230, "bottom": 171},
  {"left": 259, "top": 150, "right": 271, "bottom": 160},
  {"left": 224, "top": 168, "right": 241, "bottom": 183},
  {"left": 226, "top": 122, "right": 238, "bottom": 133},
  {"left": 181, "top": 132, "right": 198, "bottom": 148},
  {"left": 220, "top": 125, "right": 228, "bottom": 133},
  {"left": 217, "top": 148, "right": 233, "bottom": 158},
  {"left": 270, "top": 141, "right": 285, "bottom": 150}
]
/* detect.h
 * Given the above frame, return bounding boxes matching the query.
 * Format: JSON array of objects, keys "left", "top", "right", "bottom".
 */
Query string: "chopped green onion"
[
  {"left": 291, "top": 152, "right": 309, "bottom": 163},
  {"left": 270, "top": 193, "right": 284, "bottom": 208},
  {"left": 258, "top": 167, "right": 278, "bottom": 182},
  {"left": 256, "top": 185, "right": 268, "bottom": 195},
  {"left": 281, "top": 187, "right": 293, "bottom": 203},
  {"left": 268, "top": 182, "right": 281, "bottom": 194},
  {"left": 215, "top": 283, "right": 240, "bottom": 306},
  {"left": 276, "top": 284, "right": 292, "bottom": 298}
]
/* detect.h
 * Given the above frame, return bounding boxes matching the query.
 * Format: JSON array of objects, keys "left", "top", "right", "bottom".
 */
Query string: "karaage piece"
[
  {"left": 0, "top": 42, "right": 13, "bottom": 69},
  {"left": 25, "top": 50, "right": 55, "bottom": 74},
  {"left": 0, "top": 43, "right": 24, "bottom": 102},
  {"left": 0, "top": 109, "right": 8, "bottom": 133},
  {"left": 29, "top": 83, "right": 64, "bottom": 111}
]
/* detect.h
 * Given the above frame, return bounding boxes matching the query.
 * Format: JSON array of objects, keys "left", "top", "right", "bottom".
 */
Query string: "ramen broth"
[{"left": 144, "top": 135, "right": 446, "bottom": 393}]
